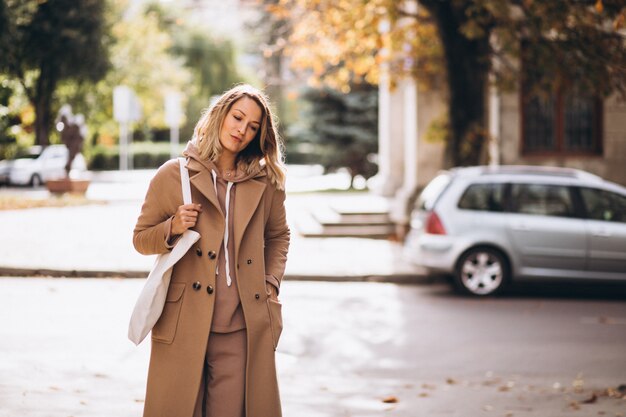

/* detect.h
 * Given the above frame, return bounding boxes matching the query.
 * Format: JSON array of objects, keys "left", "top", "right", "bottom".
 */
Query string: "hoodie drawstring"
[{"left": 211, "top": 170, "right": 234, "bottom": 287}]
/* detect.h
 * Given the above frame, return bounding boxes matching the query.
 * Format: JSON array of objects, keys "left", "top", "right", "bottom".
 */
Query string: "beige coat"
[{"left": 133, "top": 157, "right": 289, "bottom": 417}]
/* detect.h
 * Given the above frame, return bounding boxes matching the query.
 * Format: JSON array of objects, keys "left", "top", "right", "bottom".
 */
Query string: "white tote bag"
[{"left": 128, "top": 157, "right": 200, "bottom": 345}]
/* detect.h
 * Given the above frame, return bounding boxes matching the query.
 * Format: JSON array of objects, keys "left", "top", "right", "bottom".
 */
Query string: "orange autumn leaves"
[{"left": 267, "top": 0, "right": 443, "bottom": 92}]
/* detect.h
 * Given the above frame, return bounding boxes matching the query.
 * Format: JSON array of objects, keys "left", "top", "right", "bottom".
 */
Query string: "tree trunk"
[
  {"left": 420, "top": 1, "right": 491, "bottom": 167},
  {"left": 33, "top": 64, "right": 57, "bottom": 147}
]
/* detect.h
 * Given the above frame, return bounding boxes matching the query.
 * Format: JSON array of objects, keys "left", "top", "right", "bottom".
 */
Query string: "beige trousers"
[{"left": 193, "top": 329, "right": 247, "bottom": 417}]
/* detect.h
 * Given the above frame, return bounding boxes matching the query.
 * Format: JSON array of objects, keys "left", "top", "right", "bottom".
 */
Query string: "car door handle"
[
  {"left": 591, "top": 229, "right": 611, "bottom": 237},
  {"left": 511, "top": 222, "right": 530, "bottom": 231}
]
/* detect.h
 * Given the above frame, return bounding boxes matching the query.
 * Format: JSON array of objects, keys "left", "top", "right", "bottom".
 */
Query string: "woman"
[{"left": 133, "top": 84, "right": 289, "bottom": 417}]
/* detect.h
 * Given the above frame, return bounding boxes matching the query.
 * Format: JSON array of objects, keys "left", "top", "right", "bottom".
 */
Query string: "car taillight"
[{"left": 425, "top": 211, "right": 446, "bottom": 235}]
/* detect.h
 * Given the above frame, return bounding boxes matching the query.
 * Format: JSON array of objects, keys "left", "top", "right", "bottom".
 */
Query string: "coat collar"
[{"left": 185, "top": 157, "right": 267, "bottom": 255}]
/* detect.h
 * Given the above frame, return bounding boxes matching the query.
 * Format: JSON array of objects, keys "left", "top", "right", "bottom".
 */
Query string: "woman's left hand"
[{"left": 266, "top": 283, "right": 279, "bottom": 301}]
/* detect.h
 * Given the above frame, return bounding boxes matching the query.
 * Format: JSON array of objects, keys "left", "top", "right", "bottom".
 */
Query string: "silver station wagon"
[{"left": 404, "top": 166, "right": 626, "bottom": 296}]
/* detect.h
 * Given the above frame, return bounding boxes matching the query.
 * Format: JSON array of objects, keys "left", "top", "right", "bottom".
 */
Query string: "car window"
[
  {"left": 510, "top": 183, "right": 575, "bottom": 217},
  {"left": 580, "top": 188, "right": 626, "bottom": 223},
  {"left": 416, "top": 173, "right": 451, "bottom": 211},
  {"left": 457, "top": 183, "right": 505, "bottom": 212}
]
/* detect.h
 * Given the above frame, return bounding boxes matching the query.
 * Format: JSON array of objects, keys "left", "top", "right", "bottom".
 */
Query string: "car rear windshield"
[
  {"left": 416, "top": 173, "right": 451, "bottom": 211},
  {"left": 458, "top": 183, "right": 505, "bottom": 212}
]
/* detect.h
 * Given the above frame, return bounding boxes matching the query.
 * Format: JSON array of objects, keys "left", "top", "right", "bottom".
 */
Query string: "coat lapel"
[
  {"left": 186, "top": 159, "right": 222, "bottom": 215},
  {"left": 233, "top": 178, "right": 266, "bottom": 257}
]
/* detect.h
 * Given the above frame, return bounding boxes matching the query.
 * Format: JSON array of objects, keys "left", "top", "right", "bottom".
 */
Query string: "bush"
[{"left": 88, "top": 142, "right": 185, "bottom": 170}]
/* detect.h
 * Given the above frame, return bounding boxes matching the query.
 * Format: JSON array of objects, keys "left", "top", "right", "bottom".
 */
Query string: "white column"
[
  {"left": 488, "top": 85, "right": 501, "bottom": 166},
  {"left": 402, "top": 80, "right": 418, "bottom": 196},
  {"left": 371, "top": 67, "right": 405, "bottom": 197},
  {"left": 389, "top": 80, "right": 418, "bottom": 228}
]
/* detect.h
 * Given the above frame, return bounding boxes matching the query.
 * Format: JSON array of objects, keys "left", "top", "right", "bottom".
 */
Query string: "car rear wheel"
[
  {"left": 30, "top": 174, "right": 42, "bottom": 187},
  {"left": 454, "top": 247, "right": 509, "bottom": 296}
]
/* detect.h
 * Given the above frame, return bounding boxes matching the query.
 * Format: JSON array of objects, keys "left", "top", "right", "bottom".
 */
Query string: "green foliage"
[
  {"left": 280, "top": 0, "right": 626, "bottom": 166},
  {"left": 465, "top": 0, "right": 626, "bottom": 97},
  {"left": 76, "top": 1, "right": 192, "bottom": 137},
  {"left": 171, "top": 30, "right": 245, "bottom": 142},
  {"left": 88, "top": 142, "right": 185, "bottom": 170},
  {"left": 295, "top": 84, "right": 378, "bottom": 186},
  {"left": 424, "top": 112, "right": 450, "bottom": 144},
  {"left": 0, "top": 80, "right": 17, "bottom": 149},
  {"left": 0, "top": 0, "right": 110, "bottom": 146},
  {"left": 0, "top": 77, "right": 31, "bottom": 159},
  {"left": 145, "top": 1, "right": 247, "bottom": 142},
  {"left": 55, "top": 0, "right": 197, "bottom": 150}
]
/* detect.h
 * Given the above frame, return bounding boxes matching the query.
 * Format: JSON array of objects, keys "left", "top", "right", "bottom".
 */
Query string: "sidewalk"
[{"left": 0, "top": 167, "right": 428, "bottom": 283}]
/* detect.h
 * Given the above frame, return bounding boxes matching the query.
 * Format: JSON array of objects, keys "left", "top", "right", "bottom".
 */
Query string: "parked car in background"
[
  {"left": 404, "top": 165, "right": 626, "bottom": 296},
  {"left": 6, "top": 145, "right": 86, "bottom": 187},
  {"left": 0, "top": 146, "right": 40, "bottom": 185}
]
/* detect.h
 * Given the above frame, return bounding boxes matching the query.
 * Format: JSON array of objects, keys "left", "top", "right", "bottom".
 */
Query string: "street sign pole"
[
  {"left": 165, "top": 92, "right": 183, "bottom": 159},
  {"left": 114, "top": 85, "right": 141, "bottom": 171},
  {"left": 119, "top": 122, "right": 128, "bottom": 171}
]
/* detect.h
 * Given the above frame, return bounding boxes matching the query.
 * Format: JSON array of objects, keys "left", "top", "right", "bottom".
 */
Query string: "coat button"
[
  {"left": 207, "top": 285, "right": 214, "bottom": 295},
  {"left": 208, "top": 250, "right": 216, "bottom": 260},
  {"left": 196, "top": 247, "right": 202, "bottom": 257},
  {"left": 192, "top": 281, "right": 201, "bottom": 291},
  {"left": 247, "top": 259, "right": 252, "bottom": 265},
  {"left": 255, "top": 293, "right": 260, "bottom": 299}
]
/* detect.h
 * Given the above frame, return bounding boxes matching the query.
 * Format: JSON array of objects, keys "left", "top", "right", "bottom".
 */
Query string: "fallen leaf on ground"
[
  {"left": 382, "top": 396, "right": 398, "bottom": 403},
  {"left": 418, "top": 392, "right": 429, "bottom": 398},
  {"left": 446, "top": 378, "right": 457, "bottom": 385},
  {"left": 573, "top": 373, "right": 585, "bottom": 392},
  {"left": 582, "top": 393, "right": 598, "bottom": 404},
  {"left": 483, "top": 378, "right": 501, "bottom": 386}
]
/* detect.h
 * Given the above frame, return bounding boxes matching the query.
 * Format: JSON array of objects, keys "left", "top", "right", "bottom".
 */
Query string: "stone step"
[
  {"left": 295, "top": 202, "right": 395, "bottom": 240},
  {"left": 335, "top": 212, "right": 391, "bottom": 224}
]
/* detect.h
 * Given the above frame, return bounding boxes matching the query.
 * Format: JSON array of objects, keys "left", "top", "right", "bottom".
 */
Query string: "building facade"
[{"left": 376, "top": 77, "right": 626, "bottom": 229}]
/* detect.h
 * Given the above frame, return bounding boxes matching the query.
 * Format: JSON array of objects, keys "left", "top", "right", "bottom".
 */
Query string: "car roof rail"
[{"left": 466, "top": 165, "right": 604, "bottom": 183}]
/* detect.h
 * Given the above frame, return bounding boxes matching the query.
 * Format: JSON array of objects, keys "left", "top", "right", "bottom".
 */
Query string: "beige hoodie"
[{"left": 184, "top": 143, "right": 278, "bottom": 333}]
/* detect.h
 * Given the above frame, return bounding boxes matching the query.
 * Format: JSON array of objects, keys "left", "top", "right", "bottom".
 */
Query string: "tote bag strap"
[{"left": 178, "top": 157, "right": 192, "bottom": 205}]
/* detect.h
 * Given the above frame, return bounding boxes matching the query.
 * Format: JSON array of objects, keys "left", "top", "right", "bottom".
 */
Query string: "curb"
[{"left": 0, "top": 267, "right": 434, "bottom": 284}]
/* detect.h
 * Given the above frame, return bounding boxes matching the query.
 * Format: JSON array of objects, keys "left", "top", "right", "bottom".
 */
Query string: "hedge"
[{"left": 88, "top": 143, "right": 185, "bottom": 170}]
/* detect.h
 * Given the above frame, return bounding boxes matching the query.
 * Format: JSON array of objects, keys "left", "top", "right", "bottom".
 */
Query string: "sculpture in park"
[{"left": 56, "top": 104, "right": 86, "bottom": 177}]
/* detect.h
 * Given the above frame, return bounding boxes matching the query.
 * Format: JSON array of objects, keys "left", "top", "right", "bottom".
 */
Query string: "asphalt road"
[{"left": 1, "top": 278, "right": 625, "bottom": 417}]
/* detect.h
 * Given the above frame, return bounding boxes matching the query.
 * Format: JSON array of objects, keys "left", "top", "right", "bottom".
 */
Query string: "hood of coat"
[{"left": 183, "top": 141, "right": 265, "bottom": 183}]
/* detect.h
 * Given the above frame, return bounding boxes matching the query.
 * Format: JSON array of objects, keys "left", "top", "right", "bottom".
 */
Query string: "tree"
[
  {"left": 0, "top": 0, "right": 110, "bottom": 146},
  {"left": 144, "top": 2, "right": 246, "bottom": 141},
  {"left": 419, "top": 0, "right": 626, "bottom": 165},
  {"left": 54, "top": 0, "right": 195, "bottom": 145},
  {"left": 300, "top": 84, "right": 378, "bottom": 187},
  {"left": 275, "top": 0, "right": 626, "bottom": 166},
  {"left": 246, "top": 0, "right": 293, "bottom": 123}
]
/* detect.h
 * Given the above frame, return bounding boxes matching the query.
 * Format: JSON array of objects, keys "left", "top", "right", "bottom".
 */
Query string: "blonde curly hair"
[{"left": 192, "top": 84, "right": 286, "bottom": 189}]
